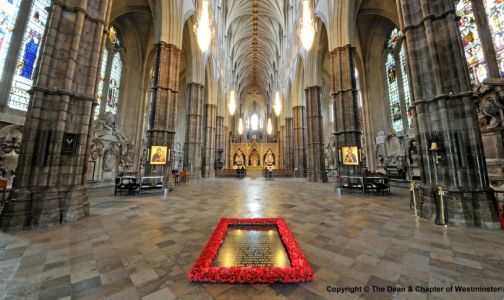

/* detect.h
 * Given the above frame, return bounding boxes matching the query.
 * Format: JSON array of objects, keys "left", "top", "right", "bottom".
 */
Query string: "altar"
[{"left": 230, "top": 141, "right": 279, "bottom": 171}]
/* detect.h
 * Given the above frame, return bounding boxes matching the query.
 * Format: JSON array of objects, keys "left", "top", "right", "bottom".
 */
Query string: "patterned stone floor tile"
[{"left": 0, "top": 178, "right": 502, "bottom": 300}]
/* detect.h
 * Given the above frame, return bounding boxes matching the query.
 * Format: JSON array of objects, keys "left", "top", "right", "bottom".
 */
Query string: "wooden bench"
[
  {"left": 139, "top": 176, "right": 164, "bottom": 194},
  {"left": 115, "top": 176, "right": 139, "bottom": 195}
]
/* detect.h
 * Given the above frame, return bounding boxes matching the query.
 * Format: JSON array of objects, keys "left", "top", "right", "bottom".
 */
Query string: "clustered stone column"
[
  {"left": 305, "top": 86, "right": 328, "bottom": 182},
  {"left": 202, "top": 104, "right": 217, "bottom": 177},
  {"left": 279, "top": 124, "right": 285, "bottom": 169},
  {"left": 147, "top": 42, "right": 181, "bottom": 176},
  {"left": 215, "top": 116, "right": 226, "bottom": 165},
  {"left": 0, "top": 0, "right": 112, "bottom": 230},
  {"left": 330, "top": 45, "right": 361, "bottom": 176},
  {"left": 224, "top": 125, "right": 230, "bottom": 169},
  {"left": 292, "top": 106, "right": 307, "bottom": 177},
  {"left": 285, "top": 117, "right": 295, "bottom": 171},
  {"left": 183, "top": 83, "right": 204, "bottom": 180},
  {"left": 398, "top": 0, "right": 498, "bottom": 227}
]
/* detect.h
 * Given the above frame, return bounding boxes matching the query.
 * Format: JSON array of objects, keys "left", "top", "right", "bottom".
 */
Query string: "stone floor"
[{"left": 0, "top": 178, "right": 503, "bottom": 300}]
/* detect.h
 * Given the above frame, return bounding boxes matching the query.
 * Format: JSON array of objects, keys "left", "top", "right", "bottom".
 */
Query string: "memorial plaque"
[{"left": 213, "top": 224, "right": 291, "bottom": 268}]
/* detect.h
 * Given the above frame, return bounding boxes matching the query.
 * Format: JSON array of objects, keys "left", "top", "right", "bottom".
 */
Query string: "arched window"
[
  {"left": 250, "top": 113, "right": 259, "bottom": 131},
  {"left": 385, "top": 28, "right": 412, "bottom": 134},
  {"left": 484, "top": 0, "right": 504, "bottom": 77},
  {"left": 106, "top": 52, "right": 123, "bottom": 115},
  {"left": 94, "top": 26, "right": 124, "bottom": 119},
  {"left": 7, "top": 0, "right": 51, "bottom": 111}
]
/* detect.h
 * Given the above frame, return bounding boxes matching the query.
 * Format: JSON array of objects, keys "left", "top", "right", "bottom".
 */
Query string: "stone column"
[
  {"left": 215, "top": 116, "right": 224, "bottom": 172},
  {"left": 223, "top": 125, "right": 230, "bottom": 169},
  {"left": 398, "top": 0, "right": 498, "bottom": 228},
  {"left": 285, "top": 117, "right": 294, "bottom": 171},
  {"left": 293, "top": 106, "right": 307, "bottom": 177},
  {"left": 330, "top": 45, "right": 361, "bottom": 176},
  {"left": 183, "top": 83, "right": 204, "bottom": 180},
  {"left": 0, "top": 0, "right": 112, "bottom": 230},
  {"left": 279, "top": 125, "right": 285, "bottom": 169},
  {"left": 215, "top": 116, "right": 224, "bottom": 151},
  {"left": 202, "top": 104, "right": 217, "bottom": 177},
  {"left": 225, "top": 128, "right": 230, "bottom": 169},
  {"left": 306, "top": 86, "right": 328, "bottom": 182},
  {"left": 147, "top": 42, "right": 181, "bottom": 176}
]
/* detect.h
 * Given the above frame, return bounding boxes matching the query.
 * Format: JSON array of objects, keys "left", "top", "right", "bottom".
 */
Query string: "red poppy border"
[{"left": 187, "top": 218, "right": 314, "bottom": 283}]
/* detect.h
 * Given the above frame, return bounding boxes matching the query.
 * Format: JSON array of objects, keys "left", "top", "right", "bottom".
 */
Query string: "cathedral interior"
[{"left": 0, "top": 0, "right": 504, "bottom": 299}]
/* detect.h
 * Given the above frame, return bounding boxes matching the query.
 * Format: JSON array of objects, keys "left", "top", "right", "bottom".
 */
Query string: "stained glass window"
[
  {"left": 143, "top": 66, "right": 155, "bottom": 140},
  {"left": 387, "top": 28, "right": 401, "bottom": 51},
  {"left": 94, "top": 49, "right": 109, "bottom": 118},
  {"left": 0, "top": 0, "right": 20, "bottom": 80},
  {"left": 457, "top": 0, "right": 489, "bottom": 84},
  {"left": 8, "top": 0, "right": 50, "bottom": 111},
  {"left": 106, "top": 52, "right": 123, "bottom": 115},
  {"left": 484, "top": 0, "right": 504, "bottom": 78},
  {"left": 386, "top": 52, "right": 402, "bottom": 133},
  {"left": 400, "top": 46, "right": 413, "bottom": 128},
  {"left": 250, "top": 114, "right": 259, "bottom": 131}
]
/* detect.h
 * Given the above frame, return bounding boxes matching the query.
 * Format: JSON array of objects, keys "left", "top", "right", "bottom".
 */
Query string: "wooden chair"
[{"left": 0, "top": 179, "right": 8, "bottom": 205}]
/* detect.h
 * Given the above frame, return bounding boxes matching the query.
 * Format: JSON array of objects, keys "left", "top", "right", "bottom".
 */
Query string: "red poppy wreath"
[{"left": 187, "top": 218, "right": 314, "bottom": 283}]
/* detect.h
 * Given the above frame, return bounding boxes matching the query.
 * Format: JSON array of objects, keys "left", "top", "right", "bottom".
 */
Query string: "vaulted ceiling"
[{"left": 225, "top": 0, "right": 284, "bottom": 96}]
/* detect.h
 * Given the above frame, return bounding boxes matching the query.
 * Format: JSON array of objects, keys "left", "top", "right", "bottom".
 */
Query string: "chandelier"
[
  {"left": 299, "top": 0, "right": 316, "bottom": 51},
  {"left": 274, "top": 91, "right": 282, "bottom": 116},
  {"left": 267, "top": 118, "right": 273, "bottom": 135},
  {"left": 229, "top": 90, "right": 237, "bottom": 116},
  {"left": 237, "top": 117, "right": 244, "bottom": 135},
  {"left": 195, "top": 0, "right": 212, "bottom": 52}
]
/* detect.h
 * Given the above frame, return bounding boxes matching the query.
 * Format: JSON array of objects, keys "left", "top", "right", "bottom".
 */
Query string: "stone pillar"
[
  {"left": 0, "top": 0, "right": 112, "bottom": 230},
  {"left": 293, "top": 106, "right": 307, "bottom": 177},
  {"left": 223, "top": 125, "right": 230, "bottom": 169},
  {"left": 215, "top": 116, "right": 224, "bottom": 172},
  {"left": 279, "top": 125, "right": 285, "bottom": 169},
  {"left": 216, "top": 116, "right": 224, "bottom": 151},
  {"left": 147, "top": 42, "right": 181, "bottom": 176},
  {"left": 398, "top": 0, "right": 498, "bottom": 228},
  {"left": 306, "top": 86, "right": 328, "bottom": 182},
  {"left": 202, "top": 104, "right": 217, "bottom": 177},
  {"left": 330, "top": 45, "right": 361, "bottom": 176},
  {"left": 183, "top": 83, "right": 204, "bottom": 180},
  {"left": 285, "top": 117, "right": 294, "bottom": 171}
]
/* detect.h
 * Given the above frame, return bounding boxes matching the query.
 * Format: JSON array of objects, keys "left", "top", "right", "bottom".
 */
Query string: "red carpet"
[{"left": 188, "top": 218, "right": 314, "bottom": 283}]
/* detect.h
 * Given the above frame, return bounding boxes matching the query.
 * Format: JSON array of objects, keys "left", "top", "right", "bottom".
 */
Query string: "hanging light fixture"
[
  {"left": 195, "top": 0, "right": 212, "bottom": 52},
  {"left": 299, "top": 0, "right": 316, "bottom": 51},
  {"left": 267, "top": 118, "right": 273, "bottom": 135},
  {"left": 237, "top": 117, "right": 244, "bottom": 135},
  {"left": 228, "top": 90, "right": 237, "bottom": 116},
  {"left": 274, "top": 91, "right": 282, "bottom": 116}
]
